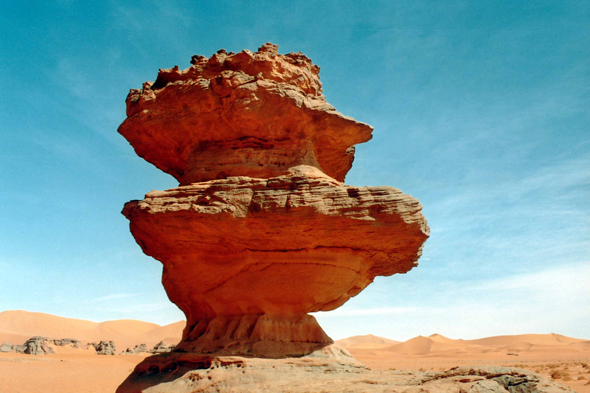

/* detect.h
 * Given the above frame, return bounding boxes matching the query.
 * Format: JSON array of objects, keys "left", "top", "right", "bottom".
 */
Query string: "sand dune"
[
  {"left": 335, "top": 334, "right": 399, "bottom": 349},
  {"left": 341, "top": 332, "right": 590, "bottom": 357},
  {"left": 2, "top": 310, "right": 586, "bottom": 359},
  {"left": 337, "top": 333, "right": 590, "bottom": 393},
  {"left": 467, "top": 333, "right": 585, "bottom": 347},
  {"left": 0, "top": 311, "right": 588, "bottom": 393},
  {"left": 384, "top": 334, "right": 476, "bottom": 355},
  {"left": 0, "top": 310, "right": 184, "bottom": 349},
  {"left": 570, "top": 340, "right": 590, "bottom": 350}
]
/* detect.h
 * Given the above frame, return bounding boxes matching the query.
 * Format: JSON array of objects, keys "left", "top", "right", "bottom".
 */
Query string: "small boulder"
[
  {"left": 91, "top": 341, "right": 116, "bottom": 355},
  {"left": 12, "top": 344, "right": 25, "bottom": 353},
  {"left": 150, "top": 341, "right": 171, "bottom": 354},
  {"left": 22, "top": 337, "right": 55, "bottom": 355},
  {"left": 53, "top": 338, "right": 82, "bottom": 348},
  {"left": 0, "top": 342, "right": 13, "bottom": 352},
  {"left": 121, "top": 344, "right": 148, "bottom": 355}
]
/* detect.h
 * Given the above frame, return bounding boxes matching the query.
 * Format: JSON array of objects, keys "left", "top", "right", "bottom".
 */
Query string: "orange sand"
[
  {"left": 337, "top": 333, "right": 590, "bottom": 393},
  {"left": 0, "top": 310, "right": 184, "bottom": 349},
  {"left": 1, "top": 311, "right": 588, "bottom": 393}
]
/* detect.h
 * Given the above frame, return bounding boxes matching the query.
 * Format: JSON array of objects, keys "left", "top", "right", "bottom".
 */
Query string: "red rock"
[
  {"left": 118, "top": 43, "right": 373, "bottom": 184},
  {"left": 122, "top": 166, "right": 429, "bottom": 357},
  {"left": 118, "top": 43, "right": 430, "bottom": 390}
]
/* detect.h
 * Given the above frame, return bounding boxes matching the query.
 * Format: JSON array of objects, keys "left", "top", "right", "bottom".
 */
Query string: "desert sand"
[
  {"left": 1, "top": 310, "right": 587, "bottom": 392},
  {"left": 0, "top": 310, "right": 184, "bottom": 350},
  {"left": 337, "top": 333, "right": 590, "bottom": 393}
]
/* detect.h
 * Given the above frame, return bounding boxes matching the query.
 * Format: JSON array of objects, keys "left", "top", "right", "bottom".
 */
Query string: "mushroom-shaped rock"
[{"left": 117, "top": 44, "right": 429, "bottom": 391}]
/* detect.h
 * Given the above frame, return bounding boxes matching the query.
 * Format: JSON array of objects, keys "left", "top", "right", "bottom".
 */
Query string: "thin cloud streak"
[
  {"left": 90, "top": 293, "right": 140, "bottom": 302},
  {"left": 314, "top": 307, "right": 417, "bottom": 318}
]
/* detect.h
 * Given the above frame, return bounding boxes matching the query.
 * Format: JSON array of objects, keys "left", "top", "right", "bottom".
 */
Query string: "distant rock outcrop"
[
  {"left": 22, "top": 337, "right": 55, "bottom": 355},
  {"left": 0, "top": 337, "right": 61, "bottom": 355},
  {"left": 150, "top": 341, "right": 173, "bottom": 354},
  {"left": 0, "top": 342, "right": 13, "bottom": 352},
  {"left": 91, "top": 341, "right": 116, "bottom": 355},
  {"left": 121, "top": 343, "right": 148, "bottom": 355},
  {"left": 53, "top": 338, "right": 82, "bottom": 348}
]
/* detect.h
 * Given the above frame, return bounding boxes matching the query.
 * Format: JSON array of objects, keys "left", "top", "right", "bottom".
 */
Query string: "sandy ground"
[
  {"left": 0, "top": 310, "right": 185, "bottom": 350},
  {"left": 0, "top": 351, "right": 148, "bottom": 393},
  {"left": 1, "top": 345, "right": 588, "bottom": 393},
  {"left": 344, "top": 337, "right": 590, "bottom": 393},
  {"left": 1, "top": 350, "right": 588, "bottom": 393},
  {"left": 1, "top": 311, "right": 588, "bottom": 392}
]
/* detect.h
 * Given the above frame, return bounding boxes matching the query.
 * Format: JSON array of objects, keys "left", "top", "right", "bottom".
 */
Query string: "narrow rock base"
[{"left": 176, "top": 313, "right": 333, "bottom": 358}]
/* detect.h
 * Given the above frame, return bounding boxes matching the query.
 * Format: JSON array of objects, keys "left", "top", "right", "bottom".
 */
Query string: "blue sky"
[{"left": 1, "top": 1, "right": 588, "bottom": 341}]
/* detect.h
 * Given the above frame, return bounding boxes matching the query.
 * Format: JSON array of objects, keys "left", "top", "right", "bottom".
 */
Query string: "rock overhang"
[{"left": 118, "top": 43, "right": 373, "bottom": 184}]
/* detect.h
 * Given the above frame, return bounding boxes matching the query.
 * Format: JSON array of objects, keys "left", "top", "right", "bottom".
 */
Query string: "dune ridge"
[
  {"left": 3, "top": 310, "right": 587, "bottom": 357},
  {"left": 336, "top": 331, "right": 588, "bottom": 357},
  {"left": 0, "top": 311, "right": 587, "bottom": 392},
  {"left": 0, "top": 310, "right": 184, "bottom": 349}
]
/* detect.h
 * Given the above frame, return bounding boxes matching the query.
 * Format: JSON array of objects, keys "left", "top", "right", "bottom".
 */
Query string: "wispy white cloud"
[
  {"left": 314, "top": 307, "right": 417, "bottom": 318},
  {"left": 91, "top": 293, "right": 140, "bottom": 302},
  {"left": 317, "top": 263, "right": 590, "bottom": 340},
  {"left": 475, "top": 262, "right": 590, "bottom": 303},
  {"left": 93, "top": 301, "right": 177, "bottom": 314}
]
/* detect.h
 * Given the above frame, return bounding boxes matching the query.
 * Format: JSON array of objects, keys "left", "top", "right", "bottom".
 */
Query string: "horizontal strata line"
[
  {"left": 243, "top": 245, "right": 368, "bottom": 253},
  {"left": 203, "top": 260, "right": 366, "bottom": 294}
]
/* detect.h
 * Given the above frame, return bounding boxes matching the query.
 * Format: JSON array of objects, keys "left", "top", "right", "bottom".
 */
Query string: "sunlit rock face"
[
  {"left": 118, "top": 43, "right": 373, "bottom": 185},
  {"left": 119, "top": 43, "right": 429, "bottom": 359}
]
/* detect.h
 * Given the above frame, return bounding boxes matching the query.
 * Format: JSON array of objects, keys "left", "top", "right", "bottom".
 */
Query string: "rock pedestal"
[{"left": 118, "top": 44, "right": 429, "bottom": 391}]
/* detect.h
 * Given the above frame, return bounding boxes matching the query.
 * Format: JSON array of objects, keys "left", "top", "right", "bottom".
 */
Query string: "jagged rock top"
[
  {"left": 118, "top": 43, "right": 373, "bottom": 184},
  {"left": 152, "top": 43, "right": 323, "bottom": 97}
]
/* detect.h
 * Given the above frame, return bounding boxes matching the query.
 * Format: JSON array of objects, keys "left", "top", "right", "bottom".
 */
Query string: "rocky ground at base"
[{"left": 117, "top": 350, "right": 575, "bottom": 393}]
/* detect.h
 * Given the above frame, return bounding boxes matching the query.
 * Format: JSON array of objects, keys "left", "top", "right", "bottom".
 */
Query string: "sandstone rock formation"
[
  {"left": 117, "top": 356, "right": 574, "bottom": 393},
  {"left": 150, "top": 341, "right": 174, "bottom": 354},
  {"left": 118, "top": 43, "right": 372, "bottom": 185},
  {"left": 1, "top": 336, "right": 78, "bottom": 355},
  {"left": 53, "top": 338, "right": 82, "bottom": 348},
  {"left": 0, "top": 342, "right": 13, "bottom": 352},
  {"left": 123, "top": 165, "right": 428, "bottom": 357},
  {"left": 122, "top": 344, "right": 149, "bottom": 355},
  {"left": 91, "top": 340, "right": 116, "bottom": 355},
  {"left": 22, "top": 337, "right": 55, "bottom": 355},
  {"left": 118, "top": 44, "right": 429, "bottom": 391}
]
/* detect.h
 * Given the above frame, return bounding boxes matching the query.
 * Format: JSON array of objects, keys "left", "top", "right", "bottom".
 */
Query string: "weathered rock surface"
[
  {"left": 150, "top": 341, "right": 173, "bottom": 354},
  {"left": 1, "top": 336, "right": 95, "bottom": 354},
  {"left": 53, "top": 338, "right": 82, "bottom": 348},
  {"left": 0, "top": 342, "right": 13, "bottom": 352},
  {"left": 118, "top": 43, "right": 373, "bottom": 184},
  {"left": 91, "top": 340, "right": 116, "bottom": 355},
  {"left": 19, "top": 337, "right": 55, "bottom": 355},
  {"left": 117, "top": 351, "right": 573, "bottom": 393},
  {"left": 123, "top": 165, "right": 428, "bottom": 358},
  {"left": 122, "top": 344, "right": 149, "bottom": 355},
  {"left": 118, "top": 43, "right": 431, "bottom": 391}
]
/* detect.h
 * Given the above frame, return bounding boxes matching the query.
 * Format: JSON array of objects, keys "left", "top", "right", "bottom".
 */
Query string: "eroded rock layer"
[
  {"left": 123, "top": 166, "right": 428, "bottom": 357},
  {"left": 117, "top": 353, "right": 574, "bottom": 393},
  {"left": 118, "top": 43, "right": 373, "bottom": 184}
]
